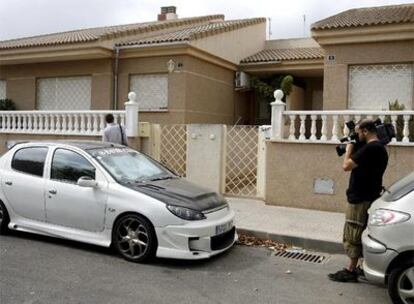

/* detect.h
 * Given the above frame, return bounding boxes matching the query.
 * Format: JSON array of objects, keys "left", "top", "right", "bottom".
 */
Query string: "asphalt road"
[{"left": 0, "top": 231, "right": 389, "bottom": 304}]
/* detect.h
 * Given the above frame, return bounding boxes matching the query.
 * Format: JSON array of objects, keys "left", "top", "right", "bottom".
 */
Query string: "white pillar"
[
  {"left": 125, "top": 91, "right": 139, "bottom": 137},
  {"left": 270, "top": 89, "right": 286, "bottom": 140}
]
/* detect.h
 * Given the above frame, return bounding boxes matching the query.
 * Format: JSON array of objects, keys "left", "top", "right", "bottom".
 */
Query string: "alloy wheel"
[
  {"left": 116, "top": 217, "right": 149, "bottom": 260},
  {"left": 398, "top": 266, "right": 414, "bottom": 304}
]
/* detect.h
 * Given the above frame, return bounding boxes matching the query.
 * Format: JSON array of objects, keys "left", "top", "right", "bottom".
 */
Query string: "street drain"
[{"left": 274, "top": 250, "right": 326, "bottom": 264}]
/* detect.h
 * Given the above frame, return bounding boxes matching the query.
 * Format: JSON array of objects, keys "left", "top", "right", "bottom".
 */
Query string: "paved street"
[{"left": 0, "top": 231, "right": 389, "bottom": 304}]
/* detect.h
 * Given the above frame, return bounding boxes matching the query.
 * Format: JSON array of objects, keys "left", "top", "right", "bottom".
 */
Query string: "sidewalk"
[{"left": 227, "top": 197, "right": 345, "bottom": 254}]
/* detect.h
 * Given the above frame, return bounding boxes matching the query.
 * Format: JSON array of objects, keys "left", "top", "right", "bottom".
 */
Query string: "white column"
[
  {"left": 391, "top": 115, "right": 398, "bottom": 142},
  {"left": 331, "top": 115, "right": 339, "bottom": 141},
  {"left": 298, "top": 115, "right": 306, "bottom": 141},
  {"left": 270, "top": 90, "right": 286, "bottom": 140},
  {"left": 125, "top": 91, "right": 139, "bottom": 137},
  {"left": 310, "top": 115, "right": 317, "bottom": 141},
  {"left": 320, "top": 115, "right": 328, "bottom": 141},
  {"left": 402, "top": 115, "right": 410, "bottom": 143}
]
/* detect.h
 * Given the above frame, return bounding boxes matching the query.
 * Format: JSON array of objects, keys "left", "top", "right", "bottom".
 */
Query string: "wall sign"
[{"left": 314, "top": 178, "right": 335, "bottom": 195}]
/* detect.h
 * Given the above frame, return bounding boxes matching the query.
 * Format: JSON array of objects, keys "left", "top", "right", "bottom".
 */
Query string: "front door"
[
  {"left": 2, "top": 146, "right": 49, "bottom": 222},
  {"left": 45, "top": 148, "right": 107, "bottom": 232}
]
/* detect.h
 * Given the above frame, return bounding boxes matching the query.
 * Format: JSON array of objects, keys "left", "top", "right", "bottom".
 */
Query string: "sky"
[{"left": 0, "top": 0, "right": 413, "bottom": 41}]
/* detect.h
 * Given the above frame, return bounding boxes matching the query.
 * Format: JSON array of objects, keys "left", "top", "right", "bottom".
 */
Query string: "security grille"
[
  {"left": 130, "top": 74, "right": 168, "bottom": 111},
  {"left": 160, "top": 124, "right": 186, "bottom": 177},
  {"left": 0, "top": 80, "right": 6, "bottom": 99},
  {"left": 274, "top": 250, "right": 327, "bottom": 264},
  {"left": 37, "top": 76, "right": 91, "bottom": 110},
  {"left": 349, "top": 64, "right": 413, "bottom": 110},
  {"left": 225, "top": 125, "right": 259, "bottom": 197}
]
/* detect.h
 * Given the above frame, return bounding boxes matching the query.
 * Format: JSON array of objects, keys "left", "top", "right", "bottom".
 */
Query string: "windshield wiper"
[{"left": 149, "top": 176, "right": 176, "bottom": 182}]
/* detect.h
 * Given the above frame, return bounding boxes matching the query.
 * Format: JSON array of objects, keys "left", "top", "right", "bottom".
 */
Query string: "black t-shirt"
[{"left": 346, "top": 141, "right": 388, "bottom": 204}]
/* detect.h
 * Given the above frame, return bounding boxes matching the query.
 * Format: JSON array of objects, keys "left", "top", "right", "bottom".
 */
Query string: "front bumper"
[
  {"left": 362, "top": 230, "right": 398, "bottom": 284},
  {"left": 155, "top": 208, "right": 237, "bottom": 260}
]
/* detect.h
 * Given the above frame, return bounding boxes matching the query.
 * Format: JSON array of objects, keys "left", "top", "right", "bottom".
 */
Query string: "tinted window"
[
  {"left": 51, "top": 149, "right": 95, "bottom": 183},
  {"left": 12, "top": 147, "right": 48, "bottom": 177}
]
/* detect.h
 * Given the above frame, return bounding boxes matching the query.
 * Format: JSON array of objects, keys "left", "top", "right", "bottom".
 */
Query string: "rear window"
[
  {"left": 382, "top": 172, "right": 414, "bottom": 202},
  {"left": 11, "top": 147, "right": 48, "bottom": 177}
]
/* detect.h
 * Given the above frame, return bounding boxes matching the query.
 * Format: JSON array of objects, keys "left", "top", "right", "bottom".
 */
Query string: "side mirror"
[{"left": 77, "top": 176, "right": 98, "bottom": 188}]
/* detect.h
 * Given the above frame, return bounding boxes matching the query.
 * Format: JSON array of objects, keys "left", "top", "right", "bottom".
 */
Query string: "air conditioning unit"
[{"left": 234, "top": 71, "right": 250, "bottom": 90}]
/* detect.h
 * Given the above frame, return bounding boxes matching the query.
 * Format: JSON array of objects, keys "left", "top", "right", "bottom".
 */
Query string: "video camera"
[{"left": 336, "top": 119, "right": 395, "bottom": 157}]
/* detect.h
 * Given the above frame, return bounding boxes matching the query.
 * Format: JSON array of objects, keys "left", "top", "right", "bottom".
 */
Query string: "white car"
[{"left": 0, "top": 141, "right": 236, "bottom": 262}]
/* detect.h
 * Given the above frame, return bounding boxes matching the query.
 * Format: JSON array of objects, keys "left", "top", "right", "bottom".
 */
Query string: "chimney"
[{"left": 157, "top": 6, "right": 178, "bottom": 21}]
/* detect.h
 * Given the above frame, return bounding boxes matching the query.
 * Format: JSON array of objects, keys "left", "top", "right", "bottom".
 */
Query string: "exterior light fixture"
[{"left": 167, "top": 59, "right": 175, "bottom": 73}]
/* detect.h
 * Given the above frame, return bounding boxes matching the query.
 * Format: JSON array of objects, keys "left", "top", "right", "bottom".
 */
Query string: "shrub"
[{"left": 0, "top": 99, "right": 16, "bottom": 110}]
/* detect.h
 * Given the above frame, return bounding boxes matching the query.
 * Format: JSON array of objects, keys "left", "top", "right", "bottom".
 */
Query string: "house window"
[
  {"left": 0, "top": 80, "right": 6, "bottom": 99},
  {"left": 37, "top": 76, "right": 91, "bottom": 110},
  {"left": 129, "top": 74, "right": 168, "bottom": 111},
  {"left": 349, "top": 64, "right": 413, "bottom": 110}
]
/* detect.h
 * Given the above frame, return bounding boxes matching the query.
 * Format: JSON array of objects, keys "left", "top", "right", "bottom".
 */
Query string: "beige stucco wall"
[
  {"left": 286, "top": 85, "right": 305, "bottom": 110},
  {"left": 0, "top": 59, "right": 113, "bottom": 110},
  {"left": 191, "top": 22, "right": 266, "bottom": 65},
  {"left": 322, "top": 40, "right": 414, "bottom": 110},
  {"left": 118, "top": 54, "right": 242, "bottom": 124},
  {"left": 265, "top": 141, "right": 414, "bottom": 213}
]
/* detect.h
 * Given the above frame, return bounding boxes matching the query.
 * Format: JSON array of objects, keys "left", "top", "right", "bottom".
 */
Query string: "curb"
[{"left": 236, "top": 228, "right": 344, "bottom": 254}]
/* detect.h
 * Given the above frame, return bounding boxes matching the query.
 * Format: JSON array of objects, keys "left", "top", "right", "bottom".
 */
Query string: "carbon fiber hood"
[{"left": 122, "top": 178, "right": 228, "bottom": 212}]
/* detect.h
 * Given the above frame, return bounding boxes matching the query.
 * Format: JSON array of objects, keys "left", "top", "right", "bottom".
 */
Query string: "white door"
[
  {"left": 45, "top": 148, "right": 107, "bottom": 232},
  {"left": 1, "top": 147, "right": 49, "bottom": 221}
]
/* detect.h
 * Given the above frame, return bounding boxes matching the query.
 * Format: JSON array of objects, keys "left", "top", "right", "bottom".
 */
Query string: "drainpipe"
[{"left": 113, "top": 46, "right": 120, "bottom": 109}]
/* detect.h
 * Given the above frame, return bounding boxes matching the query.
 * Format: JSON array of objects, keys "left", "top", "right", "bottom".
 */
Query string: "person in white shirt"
[{"left": 102, "top": 114, "right": 128, "bottom": 146}]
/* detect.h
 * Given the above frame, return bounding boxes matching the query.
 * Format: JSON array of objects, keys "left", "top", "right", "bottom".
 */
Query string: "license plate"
[{"left": 215, "top": 220, "right": 233, "bottom": 235}]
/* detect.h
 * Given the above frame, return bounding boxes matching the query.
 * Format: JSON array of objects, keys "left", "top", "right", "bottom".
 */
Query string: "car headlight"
[
  {"left": 166, "top": 205, "right": 206, "bottom": 221},
  {"left": 369, "top": 209, "right": 410, "bottom": 226}
]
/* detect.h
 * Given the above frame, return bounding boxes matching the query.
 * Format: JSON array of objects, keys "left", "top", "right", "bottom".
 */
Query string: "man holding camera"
[{"left": 329, "top": 119, "right": 388, "bottom": 283}]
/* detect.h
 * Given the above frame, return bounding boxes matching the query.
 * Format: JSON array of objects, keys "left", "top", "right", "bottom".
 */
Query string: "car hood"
[{"left": 122, "top": 178, "right": 228, "bottom": 212}]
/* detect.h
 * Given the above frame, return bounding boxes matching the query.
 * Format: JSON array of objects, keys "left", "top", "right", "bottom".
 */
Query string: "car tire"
[
  {"left": 0, "top": 201, "right": 10, "bottom": 235},
  {"left": 112, "top": 213, "right": 157, "bottom": 263},
  {"left": 388, "top": 261, "right": 414, "bottom": 304}
]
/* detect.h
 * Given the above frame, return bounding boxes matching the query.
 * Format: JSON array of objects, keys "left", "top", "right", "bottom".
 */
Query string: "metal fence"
[
  {"left": 160, "top": 124, "right": 187, "bottom": 177},
  {"left": 224, "top": 125, "right": 259, "bottom": 197}
]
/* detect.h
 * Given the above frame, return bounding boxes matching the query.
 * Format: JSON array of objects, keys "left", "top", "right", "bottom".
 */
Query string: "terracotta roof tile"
[
  {"left": 117, "top": 18, "right": 266, "bottom": 46},
  {"left": 240, "top": 47, "right": 324, "bottom": 63},
  {"left": 0, "top": 15, "right": 224, "bottom": 50},
  {"left": 312, "top": 3, "right": 414, "bottom": 30}
]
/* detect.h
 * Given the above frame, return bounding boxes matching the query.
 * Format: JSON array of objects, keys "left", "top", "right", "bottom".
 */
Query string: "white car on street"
[{"left": 0, "top": 141, "right": 236, "bottom": 262}]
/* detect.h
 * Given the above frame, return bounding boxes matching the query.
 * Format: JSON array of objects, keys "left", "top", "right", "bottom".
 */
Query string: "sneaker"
[
  {"left": 356, "top": 266, "right": 367, "bottom": 281},
  {"left": 328, "top": 268, "right": 358, "bottom": 283}
]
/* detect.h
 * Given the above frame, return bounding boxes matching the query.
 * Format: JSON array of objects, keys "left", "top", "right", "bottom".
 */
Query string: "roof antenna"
[
  {"left": 303, "top": 14, "right": 306, "bottom": 37},
  {"left": 268, "top": 17, "right": 272, "bottom": 39}
]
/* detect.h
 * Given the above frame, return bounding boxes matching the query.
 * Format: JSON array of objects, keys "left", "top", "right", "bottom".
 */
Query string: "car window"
[
  {"left": 383, "top": 172, "right": 414, "bottom": 202},
  {"left": 11, "top": 147, "right": 48, "bottom": 177},
  {"left": 90, "top": 148, "right": 173, "bottom": 183},
  {"left": 51, "top": 149, "right": 95, "bottom": 183}
]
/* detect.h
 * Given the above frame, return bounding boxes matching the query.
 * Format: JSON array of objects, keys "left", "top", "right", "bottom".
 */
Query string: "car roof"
[{"left": 7, "top": 140, "right": 125, "bottom": 151}]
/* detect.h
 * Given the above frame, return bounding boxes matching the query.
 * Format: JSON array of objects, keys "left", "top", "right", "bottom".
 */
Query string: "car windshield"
[
  {"left": 90, "top": 148, "right": 175, "bottom": 183},
  {"left": 382, "top": 172, "right": 414, "bottom": 202}
]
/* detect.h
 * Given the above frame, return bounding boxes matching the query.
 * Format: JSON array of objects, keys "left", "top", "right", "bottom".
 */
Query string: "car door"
[
  {"left": 1, "top": 146, "right": 48, "bottom": 222},
  {"left": 45, "top": 148, "right": 108, "bottom": 232}
]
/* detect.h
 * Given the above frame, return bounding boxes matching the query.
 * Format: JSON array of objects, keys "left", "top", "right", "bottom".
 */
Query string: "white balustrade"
[
  {"left": 266, "top": 94, "right": 414, "bottom": 145},
  {"left": 0, "top": 110, "right": 126, "bottom": 136},
  {"left": 281, "top": 110, "right": 414, "bottom": 145}
]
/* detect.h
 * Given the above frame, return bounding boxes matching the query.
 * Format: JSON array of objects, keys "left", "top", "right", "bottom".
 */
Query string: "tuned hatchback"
[
  {"left": 362, "top": 172, "right": 414, "bottom": 304},
  {"left": 0, "top": 141, "right": 236, "bottom": 262}
]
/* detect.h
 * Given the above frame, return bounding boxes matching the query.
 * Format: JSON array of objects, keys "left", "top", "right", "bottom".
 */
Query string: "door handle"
[
  {"left": 5, "top": 181, "right": 12, "bottom": 186},
  {"left": 48, "top": 189, "right": 57, "bottom": 195}
]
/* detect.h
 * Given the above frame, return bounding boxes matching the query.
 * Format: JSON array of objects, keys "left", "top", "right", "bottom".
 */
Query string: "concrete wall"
[
  {"left": 191, "top": 23, "right": 266, "bottom": 65},
  {"left": 118, "top": 55, "right": 243, "bottom": 125},
  {"left": 0, "top": 59, "right": 113, "bottom": 110},
  {"left": 322, "top": 40, "right": 414, "bottom": 110},
  {"left": 286, "top": 85, "right": 305, "bottom": 110},
  {"left": 265, "top": 141, "right": 414, "bottom": 213}
]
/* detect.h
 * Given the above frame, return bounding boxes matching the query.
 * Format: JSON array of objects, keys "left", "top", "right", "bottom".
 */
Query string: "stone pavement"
[{"left": 227, "top": 197, "right": 346, "bottom": 253}]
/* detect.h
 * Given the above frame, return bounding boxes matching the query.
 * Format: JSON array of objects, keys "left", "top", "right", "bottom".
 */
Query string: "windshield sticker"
[{"left": 90, "top": 148, "right": 130, "bottom": 158}]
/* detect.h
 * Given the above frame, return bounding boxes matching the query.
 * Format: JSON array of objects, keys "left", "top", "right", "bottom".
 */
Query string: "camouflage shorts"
[{"left": 343, "top": 201, "right": 371, "bottom": 259}]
